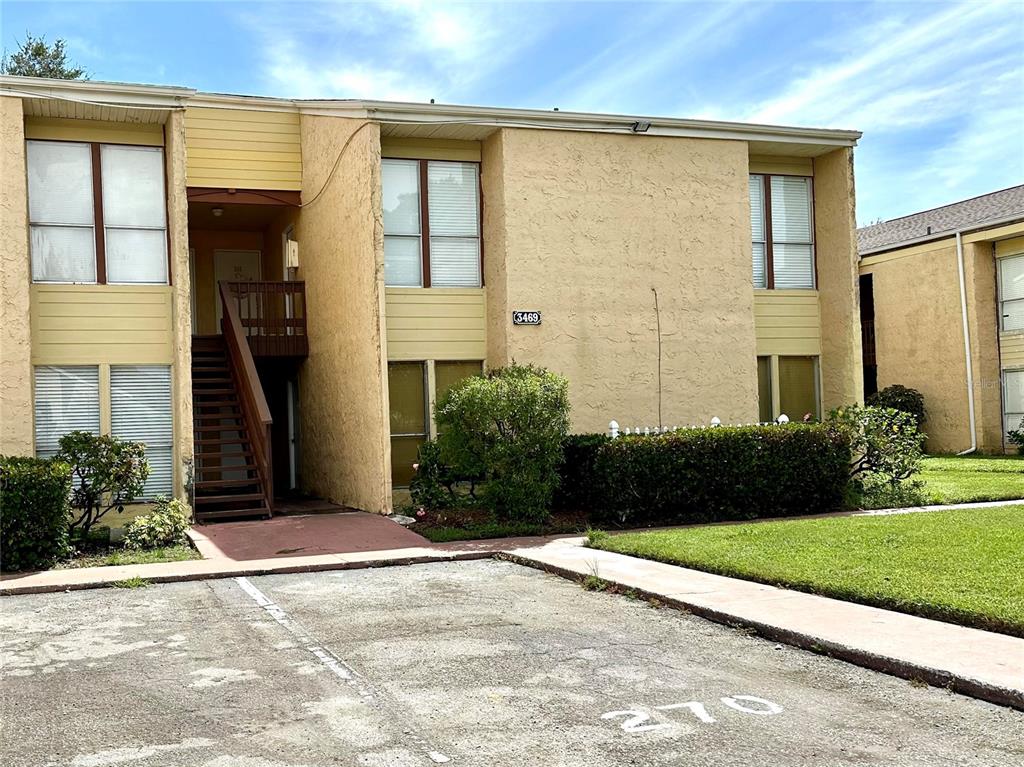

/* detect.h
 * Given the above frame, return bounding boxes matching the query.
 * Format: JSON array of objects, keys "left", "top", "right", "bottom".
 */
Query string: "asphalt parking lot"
[{"left": 2, "top": 560, "right": 1021, "bottom": 767}]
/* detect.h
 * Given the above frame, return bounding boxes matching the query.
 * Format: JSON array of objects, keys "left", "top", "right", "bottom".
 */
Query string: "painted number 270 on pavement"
[{"left": 602, "top": 696, "right": 783, "bottom": 733}]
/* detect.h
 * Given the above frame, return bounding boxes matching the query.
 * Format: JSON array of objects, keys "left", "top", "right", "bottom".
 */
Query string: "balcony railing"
[
  {"left": 221, "top": 281, "right": 309, "bottom": 358},
  {"left": 862, "top": 318, "right": 876, "bottom": 367}
]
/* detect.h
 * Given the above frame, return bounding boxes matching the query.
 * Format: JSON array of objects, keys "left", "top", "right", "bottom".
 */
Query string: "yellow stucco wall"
[
  {"left": 384, "top": 288, "right": 487, "bottom": 361},
  {"left": 482, "top": 128, "right": 759, "bottom": 431},
  {"left": 753, "top": 290, "right": 822, "bottom": 356},
  {"left": 0, "top": 96, "right": 33, "bottom": 455},
  {"left": 184, "top": 107, "right": 302, "bottom": 190},
  {"left": 861, "top": 243, "right": 971, "bottom": 452},
  {"left": 296, "top": 115, "right": 391, "bottom": 513},
  {"left": 813, "top": 147, "right": 863, "bottom": 413}
]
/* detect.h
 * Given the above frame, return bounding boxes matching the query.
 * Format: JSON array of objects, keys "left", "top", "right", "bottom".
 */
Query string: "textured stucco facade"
[
  {"left": 296, "top": 115, "right": 391, "bottom": 513},
  {"left": 482, "top": 128, "right": 759, "bottom": 431},
  {"left": 165, "top": 109, "right": 194, "bottom": 499},
  {"left": 813, "top": 148, "right": 864, "bottom": 412},
  {"left": 0, "top": 96, "right": 33, "bottom": 455}
]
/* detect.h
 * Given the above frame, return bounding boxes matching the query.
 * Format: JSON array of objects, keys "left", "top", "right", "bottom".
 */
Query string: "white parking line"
[{"left": 234, "top": 577, "right": 450, "bottom": 764}]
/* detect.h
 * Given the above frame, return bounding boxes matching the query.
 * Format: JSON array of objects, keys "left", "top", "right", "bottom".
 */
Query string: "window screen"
[
  {"left": 101, "top": 146, "right": 168, "bottom": 284},
  {"left": 757, "top": 356, "right": 773, "bottom": 423},
  {"left": 111, "top": 365, "right": 174, "bottom": 498},
  {"left": 382, "top": 159, "right": 422, "bottom": 287},
  {"left": 999, "top": 255, "right": 1024, "bottom": 331},
  {"left": 26, "top": 141, "right": 96, "bottom": 283},
  {"left": 1003, "top": 370, "right": 1024, "bottom": 436},
  {"left": 778, "top": 356, "right": 819, "bottom": 421},
  {"left": 33, "top": 366, "right": 100, "bottom": 458},
  {"left": 388, "top": 362, "right": 427, "bottom": 487},
  {"left": 750, "top": 175, "right": 767, "bottom": 289},
  {"left": 428, "top": 162, "right": 480, "bottom": 287},
  {"left": 770, "top": 176, "right": 814, "bottom": 289}
]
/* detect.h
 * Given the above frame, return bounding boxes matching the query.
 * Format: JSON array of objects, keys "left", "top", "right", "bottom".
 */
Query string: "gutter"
[{"left": 955, "top": 230, "right": 978, "bottom": 455}]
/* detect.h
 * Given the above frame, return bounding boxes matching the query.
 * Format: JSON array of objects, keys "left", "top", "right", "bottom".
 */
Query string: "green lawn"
[
  {"left": 916, "top": 455, "right": 1024, "bottom": 505},
  {"left": 588, "top": 506, "right": 1024, "bottom": 636},
  {"left": 55, "top": 543, "right": 200, "bottom": 569}
]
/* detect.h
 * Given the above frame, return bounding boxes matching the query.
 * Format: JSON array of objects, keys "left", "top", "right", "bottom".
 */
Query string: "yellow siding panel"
[
  {"left": 30, "top": 285, "right": 173, "bottom": 365},
  {"left": 184, "top": 107, "right": 302, "bottom": 191},
  {"left": 995, "top": 236, "right": 1024, "bottom": 258},
  {"left": 1001, "top": 333, "right": 1024, "bottom": 369},
  {"left": 381, "top": 137, "right": 482, "bottom": 162},
  {"left": 25, "top": 117, "right": 163, "bottom": 146},
  {"left": 385, "top": 288, "right": 486, "bottom": 361},
  {"left": 749, "top": 155, "right": 814, "bottom": 176},
  {"left": 754, "top": 290, "right": 821, "bottom": 356}
]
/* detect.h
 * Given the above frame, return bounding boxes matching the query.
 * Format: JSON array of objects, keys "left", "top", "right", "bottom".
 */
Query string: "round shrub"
[
  {"left": 867, "top": 385, "right": 926, "bottom": 429},
  {"left": 435, "top": 363, "right": 570, "bottom": 523},
  {"left": 122, "top": 496, "right": 191, "bottom": 550},
  {"left": 1, "top": 456, "right": 72, "bottom": 571}
]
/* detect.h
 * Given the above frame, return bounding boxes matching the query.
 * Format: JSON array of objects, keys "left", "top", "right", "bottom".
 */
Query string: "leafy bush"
[
  {"left": 592, "top": 423, "right": 851, "bottom": 527},
  {"left": 553, "top": 433, "right": 610, "bottom": 510},
  {"left": 828, "top": 404, "right": 923, "bottom": 485},
  {"left": 1007, "top": 417, "right": 1024, "bottom": 451},
  {"left": 57, "top": 431, "right": 149, "bottom": 538},
  {"left": 122, "top": 497, "right": 191, "bottom": 550},
  {"left": 409, "top": 440, "right": 481, "bottom": 510},
  {"left": 867, "top": 385, "right": 926, "bottom": 429},
  {"left": 435, "top": 363, "right": 570, "bottom": 523},
  {"left": 0, "top": 456, "right": 72, "bottom": 571}
]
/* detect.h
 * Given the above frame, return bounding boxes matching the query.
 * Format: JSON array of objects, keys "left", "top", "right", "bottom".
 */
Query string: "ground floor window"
[
  {"left": 388, "top": 359, "right": 484, "bottom": 487},
  {"left": 1002, "top": 370, "right": 1024, "bottom": 436},
  {"left": 110, "top": 365, "right": 173, "bottom": 498},
  {"left": 33, "top": 363, "right": 174, "bottom": 497},
  {"left": 756, "top": 355, "right": 820, "bottom": 422}
]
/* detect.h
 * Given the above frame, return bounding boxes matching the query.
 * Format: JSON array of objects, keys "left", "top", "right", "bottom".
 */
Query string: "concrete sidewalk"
[{"left": 504, "top": 538, "right": 1024, "bottom": 710}]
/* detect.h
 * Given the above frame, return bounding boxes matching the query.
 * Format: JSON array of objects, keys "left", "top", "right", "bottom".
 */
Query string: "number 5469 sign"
[{"left": 512, "top": 310, "right": 541, "bottom": 325}]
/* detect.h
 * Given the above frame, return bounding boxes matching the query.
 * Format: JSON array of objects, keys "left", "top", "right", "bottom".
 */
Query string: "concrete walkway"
[{"left": 504, "top": 538, "right": 1024, "bottom": 710}]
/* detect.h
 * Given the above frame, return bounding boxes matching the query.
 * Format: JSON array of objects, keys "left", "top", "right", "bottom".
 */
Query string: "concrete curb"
[
  {"left": 499, "top": 552, "right": 1024, "bottom": 712},
  {"left": 0, "top": 549, "right": 494, "bottom": 595}
]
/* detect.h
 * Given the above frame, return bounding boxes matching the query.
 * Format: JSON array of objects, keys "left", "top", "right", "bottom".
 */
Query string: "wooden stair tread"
[
  {"left": 194, "top": 507, "right": 271, "bottom": 520},
  {"left": 194, "top": 493, "right": 265, "bottom": 505}
]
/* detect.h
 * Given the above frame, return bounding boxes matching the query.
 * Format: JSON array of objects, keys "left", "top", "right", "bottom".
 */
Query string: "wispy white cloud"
[{"left": 241, "top": 0, "right": 550, "bottom": 102}]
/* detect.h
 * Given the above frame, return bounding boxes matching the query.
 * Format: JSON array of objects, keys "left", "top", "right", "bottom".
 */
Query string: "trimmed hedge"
[
  {"left": 552, "top": 433, "right": 610, "bottom": 511},
  {"left": 1, "top": 456, "right": 72, "bottom": 571},
  {"left": 590, "top": 424, "right": 851, "bottom": 526}
]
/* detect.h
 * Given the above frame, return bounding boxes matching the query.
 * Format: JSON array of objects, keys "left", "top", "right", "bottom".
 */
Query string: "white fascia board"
[{"left": 0, "top": 75, "right": 195, "bottom": 107}]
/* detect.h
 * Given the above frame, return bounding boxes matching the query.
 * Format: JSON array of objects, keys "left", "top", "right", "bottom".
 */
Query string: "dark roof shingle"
[{"left": 857, "top": 185, "right": 1024, "bottom": 254}]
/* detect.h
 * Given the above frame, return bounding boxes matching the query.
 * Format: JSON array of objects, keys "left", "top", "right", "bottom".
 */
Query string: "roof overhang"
[
  {"left": 860, "top": 212, "right": 1024, "bottom": 258},
  {"left": 0, "top": 75, "right": 195, "bottom": 124}
]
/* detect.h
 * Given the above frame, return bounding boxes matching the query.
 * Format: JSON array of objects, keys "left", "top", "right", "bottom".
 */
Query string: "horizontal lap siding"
[
  {"left": 24, "top": 117, "right": 164, "bottom": 146},
  {"left": 385, "top": 288, "right": 486, "bottom": 361},
  {"left": 1001, "top": 333, "right": 1024, "bottom": 369},
  {"left": 753, "top": 290, "right": 822, "bottom": 355},
  {"left": 184, "top": 107, "right": 302, "bottom": 191},
  {"left": 30, "top": 285, "right": 173, "bottom": 364}
]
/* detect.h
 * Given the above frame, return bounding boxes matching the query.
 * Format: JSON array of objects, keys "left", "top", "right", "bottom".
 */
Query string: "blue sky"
[{"left": 3, "top": 0, "right": 1022, "bottom": 224}]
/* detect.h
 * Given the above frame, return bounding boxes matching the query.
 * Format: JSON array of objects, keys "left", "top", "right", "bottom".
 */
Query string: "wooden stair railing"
[
  {"left": 223, "top": 281, "right": 308, "bottom": 357},
  {"left": 219, "top": 280, "right": 274, "bottom": 514}
]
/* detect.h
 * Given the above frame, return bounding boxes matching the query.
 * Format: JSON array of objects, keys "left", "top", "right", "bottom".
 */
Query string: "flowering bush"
[
  {"left": 827, "top": 404, "right": 923, "bottom": 485},
  {"left": 122, "top": 497, "right": 191, "bottom": 550}
]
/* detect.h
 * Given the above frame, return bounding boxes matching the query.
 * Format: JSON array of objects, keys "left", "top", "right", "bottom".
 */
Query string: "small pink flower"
[{"left": 416, "top": 508, "right": 427, "bottom": 518}]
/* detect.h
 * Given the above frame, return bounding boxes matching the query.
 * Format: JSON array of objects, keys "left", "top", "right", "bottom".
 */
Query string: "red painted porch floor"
[{"left": 191, "top": 511, "right": 432, "bottom": 561}]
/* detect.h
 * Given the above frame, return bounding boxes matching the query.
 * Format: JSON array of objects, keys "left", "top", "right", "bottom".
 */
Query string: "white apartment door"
[{"left": 214, "top": 249, "right": 262, "bottom": 328}]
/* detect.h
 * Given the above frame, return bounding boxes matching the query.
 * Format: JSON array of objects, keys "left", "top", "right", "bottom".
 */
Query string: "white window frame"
[{"left": 997, "top": 253, "right": 1024, "bottom": 332}]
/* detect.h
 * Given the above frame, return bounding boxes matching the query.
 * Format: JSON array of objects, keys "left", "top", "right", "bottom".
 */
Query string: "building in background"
[
  {"left": 858, "top": 185, "right": 1024, "bottom": 453},
  {"left": 0, "top": 75, "right": 863, "bottom": 519}
]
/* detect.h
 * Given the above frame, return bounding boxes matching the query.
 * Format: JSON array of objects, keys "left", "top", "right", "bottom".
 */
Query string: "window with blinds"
[
  {"left": 111, "top": 365, "right": 173, "bottom": 498},
  {"left": 388, "top": 362, "right": 427, "bottom": 487},
  {"left": 750, "top": 176, "right": 767, "bottom": 289},
  {"left": 382, "top": 158, "right": 481, "bottom": 288},
  {"left": 25, "top": 140, "right": 168, "bottom": 286},
  {"left": 1004, "top": 370, "right": 1024, "bottom": 436},
  {"left": 101, "top": 146, "right": 168, "bottom": 284},
  {"left": 33, "top": 366, "right": 100, "bottom": 458},
  {"left": 749, "top": 174, "right": 815, "bottom": 289},
  {"left": 27, "top": 141, "right": 97, "bottom": 283},
  {"left": 998, "top": 255, "right": 1024, "bottom": 331}
]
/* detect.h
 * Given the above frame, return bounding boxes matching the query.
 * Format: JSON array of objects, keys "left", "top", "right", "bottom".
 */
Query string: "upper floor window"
[
  {"left": 998, "top": 254, "right": 1024, "bottom": 331},
  {"left": 749, "top": 174, "right": 815, "bottom": 289},
  {"left": 27, "top": 140, "right": 168, "bottom": 285},
  {"left": 382, "top": 158, "right": 481, "bottom": 288}
]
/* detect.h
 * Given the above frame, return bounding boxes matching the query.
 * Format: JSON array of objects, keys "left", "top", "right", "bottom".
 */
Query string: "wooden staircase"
[{"left": 192, "top": 335, "right": 272, "bottom": 521}]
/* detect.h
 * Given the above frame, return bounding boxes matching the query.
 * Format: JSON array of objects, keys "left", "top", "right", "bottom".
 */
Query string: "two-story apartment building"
[
  {"left": 0, "top": 75, "right": 863, "bottom": 520},
  {"left": 859, "top": 186, "right": 1024, "bottom": 453}
]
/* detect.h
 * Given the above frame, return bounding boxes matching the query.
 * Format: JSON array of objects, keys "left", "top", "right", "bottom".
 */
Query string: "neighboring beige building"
[
  {"left": 0, "top": 75, "right": 863, "bottom": 518},
  {"left": 859, "top": 185, "right": 1024, "bottom": 453}
]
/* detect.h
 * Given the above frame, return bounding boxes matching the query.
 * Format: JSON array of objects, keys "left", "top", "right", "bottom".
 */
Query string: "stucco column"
[
  {"left": 964, "top": 240, "right": 1002, "bottom": 451},
  {"left": 481, "top": 130, "right": 510, "bottom": 369},
  {"left": 814, "top": 147, "right": 863, "bottom": 411},
  {"left": 164, "top": 109, "right": 194, "bottom": 498},
  {"left": 0, "top": 96, "right": 33, "bottom": 455}
]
